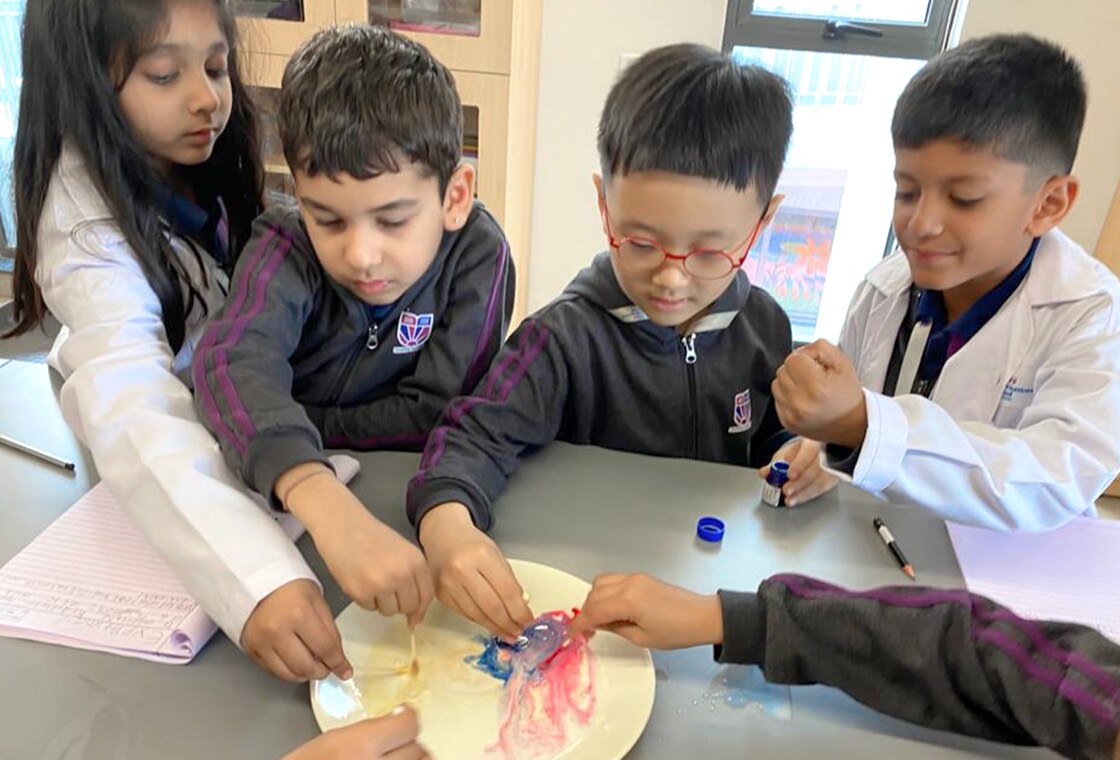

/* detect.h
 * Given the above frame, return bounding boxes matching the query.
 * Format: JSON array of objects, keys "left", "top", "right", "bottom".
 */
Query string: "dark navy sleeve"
[{"left": 718, "top": 574, "right": 1120, "bottom": 760}]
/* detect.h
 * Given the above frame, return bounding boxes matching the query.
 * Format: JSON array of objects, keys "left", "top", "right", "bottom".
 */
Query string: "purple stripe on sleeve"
[
  {"left": 975, "top": 627, "right": 1120, "bottom": 729},
  {"left": 325, "top": 432, "right": 429, "bottom": 450},
  {"left": 413, "top": 321, "right": 549, "bottom": 483},
  {"left": 772, "top": 574, "right": 1120, "bottom": 725},
  {"left": 193, "top": 227, "right": 280, "bottom": 455},
  {"left": 461, "top": 241, "right": 510, "bottom": 393},
  {"left": 977, "top": 608, "right": 1120, "bottom": 704},
  {"left": 213, "top": 229, "right": 295, "bottom": 443}
]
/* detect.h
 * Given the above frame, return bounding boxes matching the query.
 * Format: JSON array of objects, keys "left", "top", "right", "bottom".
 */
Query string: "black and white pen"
[{"left": 873, "top": 517, "right": 916, "bottom": 580}]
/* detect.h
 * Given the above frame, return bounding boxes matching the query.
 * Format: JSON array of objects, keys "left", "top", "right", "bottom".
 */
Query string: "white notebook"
[
  {"left": 947, "top": 517, "right": 1120, "bottom": 644},
  {"left": 0, "top": 455, "right": 359, "bottom": 663}
]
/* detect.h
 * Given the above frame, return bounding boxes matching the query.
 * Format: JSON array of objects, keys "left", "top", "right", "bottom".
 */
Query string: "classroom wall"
[
  {"left": 525, "top": 0, "right": 726, "bottom": 310},
  {"left": 526, "top": 0, "right": 1120, "bottom": 312}
]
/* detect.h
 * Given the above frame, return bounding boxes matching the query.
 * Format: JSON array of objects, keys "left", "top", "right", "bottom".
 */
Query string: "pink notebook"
[{"left": 0, "top": 455, "right": 359, "bottom": 663}]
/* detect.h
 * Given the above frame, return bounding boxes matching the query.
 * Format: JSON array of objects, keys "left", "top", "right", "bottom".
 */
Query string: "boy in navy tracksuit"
[
  {"left": 407, "top": 44, "right": 835, "bottom": 640},
  {"left": 193, "top": 26, "right": 512, "bottom": 682}
]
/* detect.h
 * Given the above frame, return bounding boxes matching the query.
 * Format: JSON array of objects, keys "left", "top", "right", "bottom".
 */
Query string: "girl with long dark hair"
[{"left": 5, "top": 0, "right": 349, "bottom": 683}]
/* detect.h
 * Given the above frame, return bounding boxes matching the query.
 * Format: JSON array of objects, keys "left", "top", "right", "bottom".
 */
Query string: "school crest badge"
[
  {"left": 393, "top": 311, "right": 434, "bottom": 354},
  {"left": 728, "top": 388, "right": 752, "bottom": 434}
]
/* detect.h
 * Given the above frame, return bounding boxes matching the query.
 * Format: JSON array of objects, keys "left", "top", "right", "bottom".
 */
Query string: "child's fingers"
[
  {"left": 395, "top": 581, "right": 421, "bottom": 622},
  {"left": 374, "top": 591, "right": 402, "bottom": 618},
  {"left": 480, "top": 561, "right": 534, "bottom": 630},
  {"left": 407, "top": 573, "right": 435, "bottom": 630},
  {"left": 309, "top": 591, "right": 353, "bottom": 679},
  {"left": 476, "top": 570, "right": 532, "bottom": 637},
  {"left": 382, "top": 743, "right": 429, "bottom": 760},
  {"left": 573, "top": 585, "right": 633, "bottom": 632},
  {"left": 571, "top": 574, "right": 635, "bottom": 637},
  {"left": 265, "top": 659, "right": 302, "bottom": 684},
  {"left": 813, "top": 340, "right": 847, "bottom": 367},
  {"left": 787, "top": 439, "right": 820, "bottom": 480},
  {"left": 364, "top": 706, "right": 421, "bottom": 754},
  {"left": 277, "top": 634, "right": 329, "bottom": 682},
  {"left": 457, "top": 574, "right": 522, "bottom": 639},
  {"left": 261, "top": 642, "right": 307, "bottom": 683},
  {"left": 440, "top": 587, "right": 490, "bottom": 634},
  {"left": 783, "top": 352, "right": 826, "bottom": 382},
  {"left": 797, "top": 339, "right": 844, "bottom": 369},
  {"left": 297, "top": 613, "right": 351, "bottom": 681},
  {"left": 786, "top": 469, "right": 837, "bottom": 507}
]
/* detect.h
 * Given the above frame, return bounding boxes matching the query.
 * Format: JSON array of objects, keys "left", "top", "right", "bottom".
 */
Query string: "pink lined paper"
[
  {"left": 0, "top": 455, "right": 359, "bottom": 663},
  {"left": 948, "top": 517, "right": 1120, "bottom": 644}
]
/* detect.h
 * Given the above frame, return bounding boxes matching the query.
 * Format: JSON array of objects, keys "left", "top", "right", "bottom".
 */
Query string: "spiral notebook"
[{"left": 0, "top": 455, "right": 359, "bottom": 663}]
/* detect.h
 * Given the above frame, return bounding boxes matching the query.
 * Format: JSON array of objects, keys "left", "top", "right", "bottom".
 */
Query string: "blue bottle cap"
[
  {"left": 696, "top": 516, "right": 725, "bottom": 542},
  {"left": 767, "top": 460, "right": 790, "bottom": 487}
]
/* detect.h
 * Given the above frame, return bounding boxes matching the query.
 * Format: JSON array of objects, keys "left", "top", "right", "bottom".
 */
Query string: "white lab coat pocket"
[{"left": 992, "top": 372, "right": 1037, "bottom": 427}]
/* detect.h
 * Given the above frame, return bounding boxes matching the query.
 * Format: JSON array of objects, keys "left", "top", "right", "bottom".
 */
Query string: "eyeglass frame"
[{"left": 600, "top": 199, "right": 767, "bottom": 280}]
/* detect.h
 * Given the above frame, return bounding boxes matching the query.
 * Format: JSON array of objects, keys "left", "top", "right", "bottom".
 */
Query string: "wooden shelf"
[{"left": 239, "top": 0, "right": 541, "bottom": 321}]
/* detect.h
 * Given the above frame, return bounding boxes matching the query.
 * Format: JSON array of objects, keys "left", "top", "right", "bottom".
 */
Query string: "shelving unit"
[{"left": 237, "top": 0, "right": 542, "bottom": 320}]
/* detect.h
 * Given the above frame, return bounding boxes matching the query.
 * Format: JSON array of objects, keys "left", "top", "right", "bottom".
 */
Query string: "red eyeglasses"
[{"left": 601, "top": 202, "right": 764, "bottom": 280}]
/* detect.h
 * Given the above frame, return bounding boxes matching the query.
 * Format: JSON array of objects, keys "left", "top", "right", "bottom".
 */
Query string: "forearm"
[{"left": 718, "top": 574, "right": 1120, "bottom": 759}]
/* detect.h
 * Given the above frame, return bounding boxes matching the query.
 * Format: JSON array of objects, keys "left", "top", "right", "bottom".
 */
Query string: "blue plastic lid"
[
  {"left": 696, "top": 516, "right": 726, "bottom": 543},
  {"left": 767, "top": 460, "right": 790, "bottom": 487}
]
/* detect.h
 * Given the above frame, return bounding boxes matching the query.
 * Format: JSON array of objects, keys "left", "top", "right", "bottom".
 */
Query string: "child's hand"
[
  {"left": 772, "top": 340, "right": 868, "bottom": 448},
  {"left": 418, "top": 502, "right": 533, "bottom": 641},
  {"left": 242, "top": 579, "right": 352, "bottom": 683},
  {"left": 569, "top": 574, "right": 722, "bottom": 650},
  {"left": 290, "top": 477, "right": 434, "bottom": 627},
  {"left": 759, "top": 438, "right": 837, "bottom": 507},
  {"left": 281, "top": 705, "right": 429, "bottom": 760}
]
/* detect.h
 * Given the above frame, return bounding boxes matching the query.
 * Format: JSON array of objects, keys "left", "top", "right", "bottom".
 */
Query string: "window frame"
[{"left": 722, "top": 0, "right": 958, "bottom": 60}]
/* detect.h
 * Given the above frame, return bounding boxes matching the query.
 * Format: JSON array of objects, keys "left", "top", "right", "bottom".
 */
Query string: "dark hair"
[
  {"left": 6, "top": 0, "right": 263, "bottom": 351},
  {"left": 597, "top": 43, "right": 793, "bottom": 204},
  {"left": 892, "top": 34, "right": 1086, "bottom": 176},
  {"left": 279, "top": 24, "right": 462, "bottom": 193}
]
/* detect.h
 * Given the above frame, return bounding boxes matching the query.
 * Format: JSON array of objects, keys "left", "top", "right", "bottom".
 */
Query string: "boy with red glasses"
[{"left": 405, "top": 44, "right": 835, "bottom": 639}]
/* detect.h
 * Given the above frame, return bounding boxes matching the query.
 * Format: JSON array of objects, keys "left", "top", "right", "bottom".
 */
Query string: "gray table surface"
[{"left": 0, "top": 358, "right": 1053, "bottom": 759}]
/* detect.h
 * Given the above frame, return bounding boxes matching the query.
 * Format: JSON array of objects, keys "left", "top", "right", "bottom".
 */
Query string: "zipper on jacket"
[
  {"left": 329, "top": 315, "right": 377, "bottom": 405},
  {"left": 682, "top": 333, "right": 697, "bottom": 365},
  {"left": 682, "top": 333, "right": 699, "bottom": 458}
]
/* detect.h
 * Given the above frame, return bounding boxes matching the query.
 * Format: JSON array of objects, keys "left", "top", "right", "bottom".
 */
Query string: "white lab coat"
[
  {"left": 837, "top": 229, "right": 1120, "bottom": 531},
  {"left": 36, "top": 145, "right": 318, "bottom": 644}
]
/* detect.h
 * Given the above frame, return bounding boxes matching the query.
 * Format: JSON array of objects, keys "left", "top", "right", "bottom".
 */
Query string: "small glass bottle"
[{"left": 762, "top": 461, "right": 789, "bottom": 508}]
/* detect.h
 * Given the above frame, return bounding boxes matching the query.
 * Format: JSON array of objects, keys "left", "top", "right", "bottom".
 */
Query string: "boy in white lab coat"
[{"left": 772, "top": 33, "right": 1120, "bottom": 531}]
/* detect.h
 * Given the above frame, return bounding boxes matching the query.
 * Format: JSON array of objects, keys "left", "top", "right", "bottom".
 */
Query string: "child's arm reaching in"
[
  {"left": 278, "top": 462, "right": 434, "bottom": 629},
  {"left": 772, "top": 333, "right": 1120, "bottom": 530},
  {"left": 572, "top": 573, "right": 1120, "bottom": 760},
  {"left": 282, "top": 705, "right": 429, "bottom": 760},
  {"left": 416, "top": 501, "right": 533, "bottom": 642}
]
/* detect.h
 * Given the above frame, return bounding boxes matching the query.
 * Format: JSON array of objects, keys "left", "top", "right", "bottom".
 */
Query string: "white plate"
[{"left": 311, "top": 559, "right": 655, "bottom": 759}]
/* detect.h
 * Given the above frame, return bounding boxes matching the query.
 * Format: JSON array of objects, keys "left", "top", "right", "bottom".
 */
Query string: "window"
[
  {"left": 0, "top": 0, "right": 22, "bottom": 254},
  {"left": 724, "top": 0, "right": 957, "bottom": 342}
]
